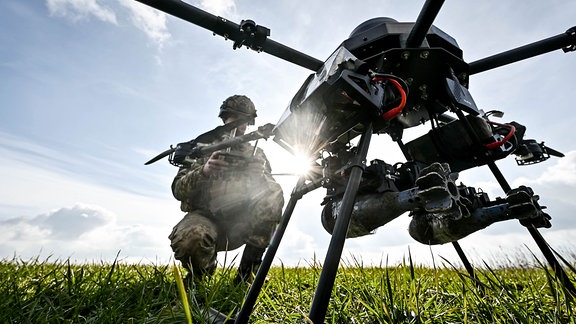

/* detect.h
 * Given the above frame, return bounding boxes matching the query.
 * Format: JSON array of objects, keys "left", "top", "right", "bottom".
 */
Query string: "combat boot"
[{"left": 235, "top": 244, "right": 266, "bottom": 283}]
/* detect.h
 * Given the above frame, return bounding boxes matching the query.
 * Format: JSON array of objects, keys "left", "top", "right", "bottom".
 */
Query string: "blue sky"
[{"left": 1, "top": 0, "right": 575, "bottom": 268}]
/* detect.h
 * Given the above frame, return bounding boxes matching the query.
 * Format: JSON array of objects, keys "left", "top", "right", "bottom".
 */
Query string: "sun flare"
[
  {"left": 269, "top": 146, "right": 316, "bottom": 177},
  {"left": 290, "top": 151, "right": 315, "bottom": 176}
]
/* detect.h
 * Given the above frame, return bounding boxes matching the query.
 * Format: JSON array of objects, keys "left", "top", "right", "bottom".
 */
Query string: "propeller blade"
[
  {"left": 544, "top": 145, "right": 565, "bottom": 158},
  {"left": 134, "top": 0, "right": 323, "bottom": 71},
  {"left": 144, "top": 147, "right": 175, "bottom": 165}
]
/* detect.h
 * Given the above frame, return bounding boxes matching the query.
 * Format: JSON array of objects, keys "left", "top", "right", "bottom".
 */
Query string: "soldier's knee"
[
  {"left": 171, "top": 224, "right": 215, "bottom": 249},
  {"left": 169, "top": 218, "right": 218, "bottom": 273}
]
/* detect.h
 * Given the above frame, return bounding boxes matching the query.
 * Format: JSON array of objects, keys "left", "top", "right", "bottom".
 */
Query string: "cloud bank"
[
  {"left": 47, "top": 0, "right": 117, "bottom": 24},
  {"left": 0, "top": 203, "right": 171, "bottom": 264},
  {"left": 46, "top": 0, "right": 171, "bottom": 48}
]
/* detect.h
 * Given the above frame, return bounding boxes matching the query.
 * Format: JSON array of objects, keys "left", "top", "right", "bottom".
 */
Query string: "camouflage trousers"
[{"left": 168, "top": 179, "right": 284, "bottom": 277}]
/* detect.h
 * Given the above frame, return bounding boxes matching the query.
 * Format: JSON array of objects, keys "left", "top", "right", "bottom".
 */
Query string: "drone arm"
[
  {"left": 469, "top": 26, "right": 576, "bottom": 75},
  {"left": 405, "top": 0, "right": 445, "bottom": 47},
  {"left": 264, "top": 38, "right": 323, "bottom": 71},
  {"left": 135, "top": 0, "right": 323, "bottom": 71}
]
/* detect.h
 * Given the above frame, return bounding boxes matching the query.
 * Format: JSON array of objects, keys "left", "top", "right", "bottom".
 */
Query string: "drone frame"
[{"left": 136, "top": 0, "right": 576, "bottom": 322}]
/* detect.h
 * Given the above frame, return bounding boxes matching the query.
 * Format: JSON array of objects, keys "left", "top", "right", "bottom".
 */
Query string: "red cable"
[
  {"left": 485, "top": 120, "right": 516, "bottom": 150},
  {"left": 373, "top": 77, "right": 407, "bottom": 120}
]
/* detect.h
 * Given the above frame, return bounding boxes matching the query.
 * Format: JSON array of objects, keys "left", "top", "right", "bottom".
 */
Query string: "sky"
[{"left": 1, "top": 0, "right": 575, "bottom": 270}]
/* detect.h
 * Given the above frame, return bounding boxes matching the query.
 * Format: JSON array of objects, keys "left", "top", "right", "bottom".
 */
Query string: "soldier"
[{"left": 169, "top": 95, "right": 284, "bottom": 283}]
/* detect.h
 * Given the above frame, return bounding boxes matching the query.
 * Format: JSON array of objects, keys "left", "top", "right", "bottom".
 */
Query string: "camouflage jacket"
[{"left": 171, "top": 131, "right": 276, "bottom": 214}]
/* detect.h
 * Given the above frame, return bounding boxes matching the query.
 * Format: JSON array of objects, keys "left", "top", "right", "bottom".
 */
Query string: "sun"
[
  {"left": 291, "top": 151, "right": 315, "bottom": 176},
  {"left": 267, "top": 143, "right": 317, "bottom": 177}
]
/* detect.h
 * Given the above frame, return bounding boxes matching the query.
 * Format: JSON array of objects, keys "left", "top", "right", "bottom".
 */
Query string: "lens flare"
[{"left": 291, "top": 151, "right": 315, "bottom": 176}]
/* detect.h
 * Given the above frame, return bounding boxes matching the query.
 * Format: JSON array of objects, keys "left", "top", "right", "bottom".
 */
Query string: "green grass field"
[{"left": 1, "top": 254, "right": 574, "bottom": 323}]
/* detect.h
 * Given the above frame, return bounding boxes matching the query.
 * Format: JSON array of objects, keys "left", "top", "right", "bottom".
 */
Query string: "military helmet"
[{"left": 218, "top": 95, "right": 257, "bottom": 125}]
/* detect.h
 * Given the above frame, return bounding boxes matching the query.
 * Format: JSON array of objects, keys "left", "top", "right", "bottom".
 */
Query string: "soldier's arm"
[
  {"left": 255, "top": 147, "right": 273, "bottom": 174},
  {"left": 171, "top": 150, "right": 232, "bottom": 201},
  {"left": 171, "top": 157, "right": 208, "bottom": 201}
]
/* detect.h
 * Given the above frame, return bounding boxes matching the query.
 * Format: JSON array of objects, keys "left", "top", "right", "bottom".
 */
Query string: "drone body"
[
  {"left": 273, "top": 15, "right": 557, "bottom": 246},
  {"left": 138, "top": 0, "right": 576, "bottom": 322}
]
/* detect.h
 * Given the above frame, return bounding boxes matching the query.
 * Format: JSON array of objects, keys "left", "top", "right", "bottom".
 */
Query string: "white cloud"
[
  {"left": 275, "top": 225, "right": 322, "bottom": 266},
  {"left": 0, "top": 204, "right": 113, "bottom": 254},
  {"left": 0, "top": 203, "right": 114, "bottom": 240},
  {"left": 531, "top": 151, "right": 576, "bottom": 187},
  {"left": 0, "top": 134, "right": 179, "bottom": 264},
  {"left": 513, "top": 150, "right": 576, "bottom": 207},
  {"left": 45, "top": 0, "right": 171, "bottom": 49},
  {"left": 0, "top": 203, "right": 174, "bottom": 264},
  {"left": 199, "top": 0, "right": 235, "bottom": 16},
  {"left": 118, "top": 0, "right": 171, "bottom": 49},
  {"left": 46, "top": 0, "right": 117, "bottom": 24}
]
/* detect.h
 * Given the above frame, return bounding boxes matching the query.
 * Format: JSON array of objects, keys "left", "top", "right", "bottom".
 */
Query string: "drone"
[{"left": 139, "top": 0, "right": 576, "bottom": 322}]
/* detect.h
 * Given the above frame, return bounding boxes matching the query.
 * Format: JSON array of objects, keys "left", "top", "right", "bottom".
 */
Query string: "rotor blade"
[
  {"left": 134, "top": 0, "right": 323, "bottom": 71},
  {"left": 544, "top": 145, "right": 565, "bottom": 158},
  {"left": 469, "top": 26, "right": 576, "bottom": 75},
  {"left": 144, "top": 147, "right": 175, "bottom": 165}
]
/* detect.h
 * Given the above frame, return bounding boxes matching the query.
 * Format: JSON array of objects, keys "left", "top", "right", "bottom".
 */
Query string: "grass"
[{"left": 1, "top": 253, "right": 575, "bottom": 323}]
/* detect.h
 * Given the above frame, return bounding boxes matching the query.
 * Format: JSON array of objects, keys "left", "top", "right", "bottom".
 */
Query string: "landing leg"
[
  {"left": 235, "top": 175, "right": 324, "bottom": 323},
  {"left": 308, "top": 123, "right": 373, "bottom": 323}
]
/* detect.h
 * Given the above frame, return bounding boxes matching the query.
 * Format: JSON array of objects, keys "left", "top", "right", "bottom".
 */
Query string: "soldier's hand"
[
  {"left": 245, "top": 157, "right": 266, "bottom": 173},
  {"left": 202, "top": 151, "right": 229, "bottom": 176}
]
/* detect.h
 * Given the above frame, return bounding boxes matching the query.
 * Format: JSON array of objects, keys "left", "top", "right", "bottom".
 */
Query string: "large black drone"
[{"left": 139, "top": 0, "right": 576, "bottom": 322}]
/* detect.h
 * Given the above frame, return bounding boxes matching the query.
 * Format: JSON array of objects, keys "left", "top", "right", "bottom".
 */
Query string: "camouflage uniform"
[{"left": 168, "top": 105, "right": 284, "bottom": 279}]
